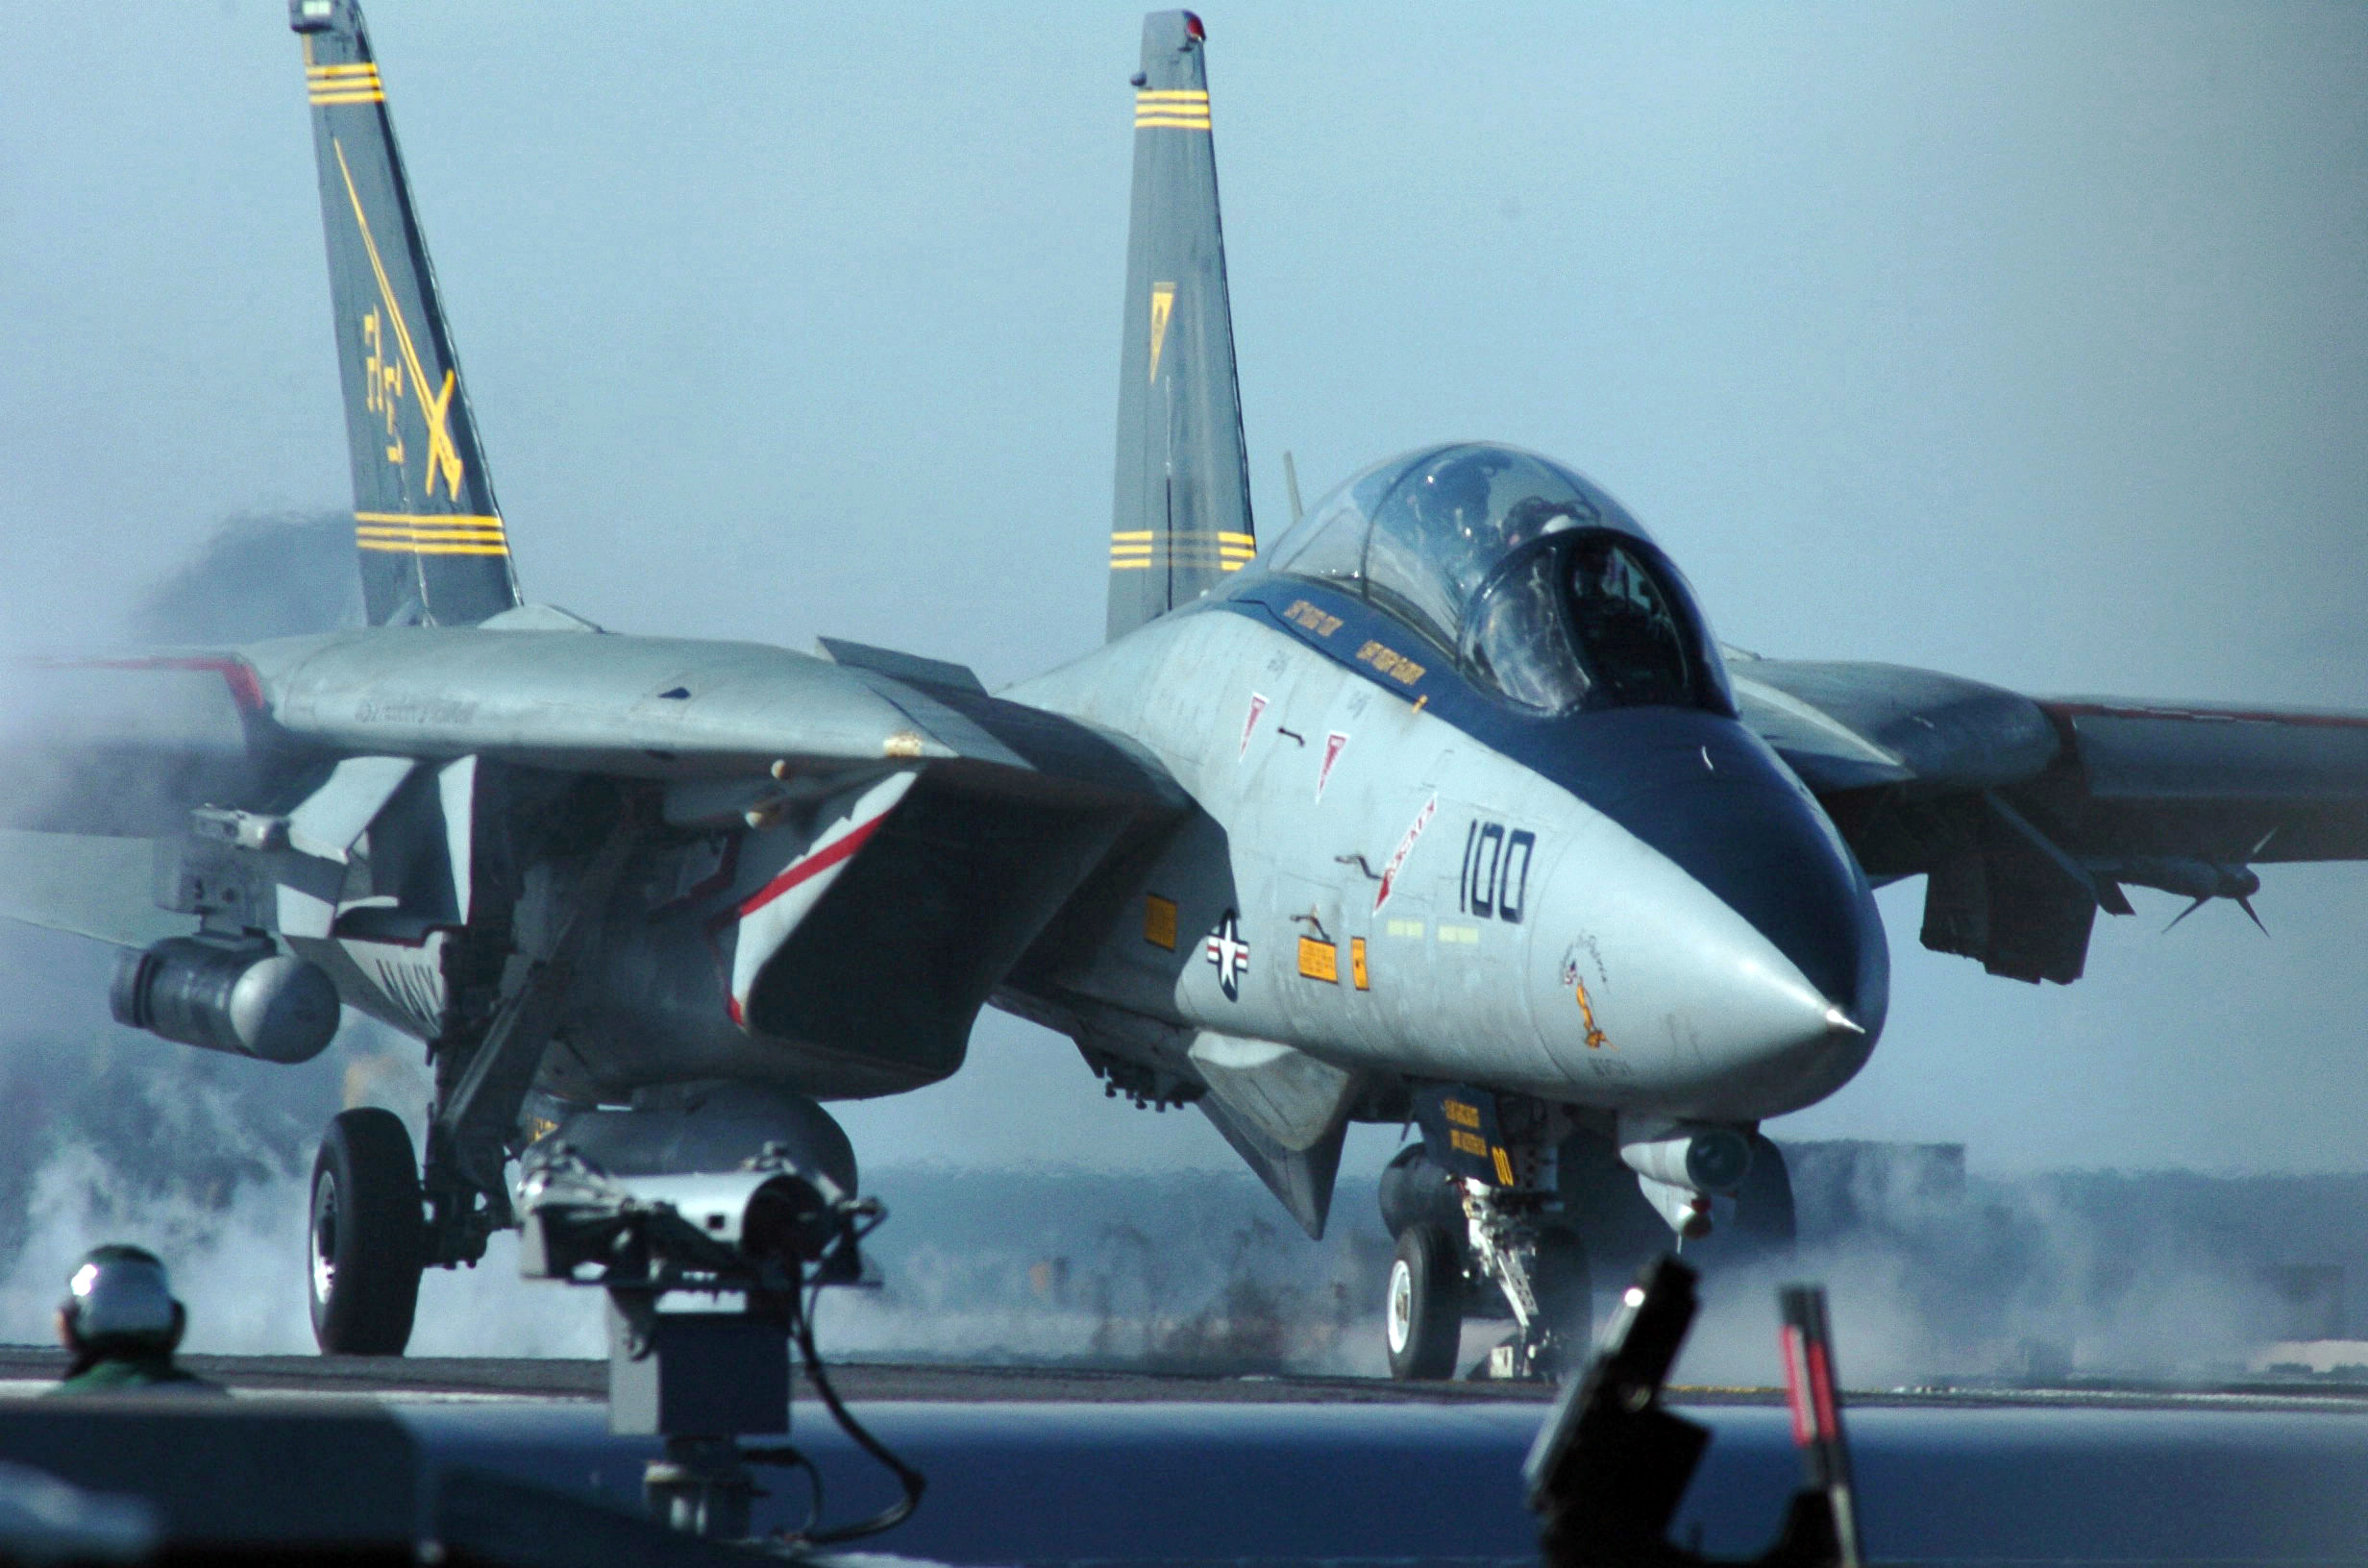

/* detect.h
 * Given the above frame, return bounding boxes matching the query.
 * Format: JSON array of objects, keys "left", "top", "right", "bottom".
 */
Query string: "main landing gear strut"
[{"left": 309, "top": 813, "right": 647, "bottom": 1356}]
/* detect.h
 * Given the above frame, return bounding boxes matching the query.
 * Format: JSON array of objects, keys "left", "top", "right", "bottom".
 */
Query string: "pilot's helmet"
[
  {"left": 61, "top": 1245, "right": 183, "bottom": 1349},
  {"left": 1410, "top": 448, "right": 1511, "bottom": 538},
  {"left": 1500, "top": 494, "right": 1591, "bottom": 552}
]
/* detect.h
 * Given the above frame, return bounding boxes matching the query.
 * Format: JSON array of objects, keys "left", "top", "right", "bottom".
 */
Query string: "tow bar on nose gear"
[{"left": 1525, "top": 1256, "right": 1863, "bottom": 1568}]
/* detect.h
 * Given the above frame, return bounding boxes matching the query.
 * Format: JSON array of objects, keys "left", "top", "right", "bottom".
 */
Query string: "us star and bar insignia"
[{"left": 1203, "top": 912, "right": 1250, "bottom": 1001}]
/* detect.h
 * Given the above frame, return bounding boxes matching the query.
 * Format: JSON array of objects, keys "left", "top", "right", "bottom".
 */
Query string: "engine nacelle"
[
  {"left": 1617, "top": 1115, "right": 1753, "bottom": 1195},
  {"left": 110, "top": 936, "right": 340, "bottom": 1064}
]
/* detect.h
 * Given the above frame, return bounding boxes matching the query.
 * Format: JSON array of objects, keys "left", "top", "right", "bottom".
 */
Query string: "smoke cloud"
[
  {"left": 1671, "top": 1147, "right": 2360, "bottom": 1389},
  {"left": 817, "top": 1168, "right": 1396, "bottom": 1377}
]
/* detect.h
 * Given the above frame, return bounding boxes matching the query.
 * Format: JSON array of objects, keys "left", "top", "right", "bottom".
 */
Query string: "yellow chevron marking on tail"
[
  {"left": 1148, "top": 282, "right": 1175, "bottom": 383},
  {"left": 333, "top": 138, "right": 466, "bottom": 502}
]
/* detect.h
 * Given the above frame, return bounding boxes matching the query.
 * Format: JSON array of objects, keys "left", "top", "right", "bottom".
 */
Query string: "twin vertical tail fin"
[
  {"left": 1106, "top": 11, "right": 1256, "bottom": 643},
  {"left": 290, "top": 0, "right": 521, "bottom": 627}
]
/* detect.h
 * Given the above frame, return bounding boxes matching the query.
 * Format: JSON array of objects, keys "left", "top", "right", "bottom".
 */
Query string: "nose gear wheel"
[{"left": 1385, "top": 1223, "right": 1464, "bottom": 1380}]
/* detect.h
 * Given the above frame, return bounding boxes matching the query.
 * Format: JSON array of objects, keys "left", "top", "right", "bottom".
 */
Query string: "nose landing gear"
[
  {"left": 1378, "top": 1141, "right": 1592, "bottom": 1383},
  {"left": 1385, "top": 1222, "right": 1464, "bottom": 1379},
  {"left": 1460, "top": 1183, "right": 1592, "bottom": 1382},
  {"left": 1379, "top": 1089, "right": 1603, "bottom": 1381},
  {"left": 1380, "top": 1096, "right": 1800, "bottom": 1382}
]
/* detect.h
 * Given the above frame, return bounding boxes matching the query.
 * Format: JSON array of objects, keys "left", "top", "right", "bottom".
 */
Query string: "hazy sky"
[{"left": 4, "top": 4, "right": 2367, "bottom": 1177}]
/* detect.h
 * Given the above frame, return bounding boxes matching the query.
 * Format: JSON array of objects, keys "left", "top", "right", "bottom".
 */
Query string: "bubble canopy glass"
[{"left": 1260, "top": 443, "right": 1730, "bottom": 716}]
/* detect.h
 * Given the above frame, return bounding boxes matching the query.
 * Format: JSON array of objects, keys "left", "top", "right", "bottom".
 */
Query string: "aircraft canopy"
[{"left": 1264, "top": 442, "right": 1729, "bottom": 716}]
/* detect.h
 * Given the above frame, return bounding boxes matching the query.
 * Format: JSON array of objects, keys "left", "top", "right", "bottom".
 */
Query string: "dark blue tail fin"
[
  {"left": 1106, "top": 12, "right": 1255, "bottom": 642},
  {"left": 291, "top": 0, "right": 522, "bottom": 627}
]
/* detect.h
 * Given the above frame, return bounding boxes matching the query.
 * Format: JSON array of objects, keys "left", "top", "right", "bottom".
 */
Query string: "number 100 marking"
[{"left": 1461, "top": 821, "right": 1535, "bottom": 922}]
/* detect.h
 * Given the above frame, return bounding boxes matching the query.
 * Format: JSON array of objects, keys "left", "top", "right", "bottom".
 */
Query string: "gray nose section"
[{"left": 1585, "top": 715, "right": 1889, "bottom": 1042}]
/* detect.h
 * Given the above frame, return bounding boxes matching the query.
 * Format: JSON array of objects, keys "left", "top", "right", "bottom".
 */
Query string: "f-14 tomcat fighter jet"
[{"left": 10, "top": 2, "right": 2368, "bottom": 1378}]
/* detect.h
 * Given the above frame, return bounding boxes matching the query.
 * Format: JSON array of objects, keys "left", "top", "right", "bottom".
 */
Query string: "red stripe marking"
[
  {"left": 1780, "top": 1325, "right": 1813, "bottom": 1446},
  {"left": 1809, "top": 1340, "right": 1839, "bottom": 1439},
  {"left": 43, "top": 655, "right": 265, "bottom": 712},
  {"left": 734, "top": 813, "right": 889, "bottom": 919}
]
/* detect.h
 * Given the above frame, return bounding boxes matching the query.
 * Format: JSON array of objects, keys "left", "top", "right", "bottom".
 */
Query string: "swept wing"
[{"left": 1733, "top": 653, "right": 2368, "bottom": 982}]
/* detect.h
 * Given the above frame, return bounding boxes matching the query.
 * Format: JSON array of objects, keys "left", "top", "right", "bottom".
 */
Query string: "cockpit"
[{"left": 1258, "top": 443, "right": 1730, "bottom": 716}]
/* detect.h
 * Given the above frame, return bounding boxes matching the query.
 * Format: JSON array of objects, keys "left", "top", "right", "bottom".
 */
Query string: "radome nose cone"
[
  {"left": 1603, "top": 728, "right": 1890, "bottom": 1049},
  {"left": 1557, "top": 823, "right": 1878, "bottom": 1115}
]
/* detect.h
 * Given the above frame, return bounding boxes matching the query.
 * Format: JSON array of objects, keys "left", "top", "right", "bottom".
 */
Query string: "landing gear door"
[
  {"left": 723, "top": 769, "right": 920, "bottom": 1028},
  {"left": 1413, "top": 1082, "right": 1517, "bottom": 1188}
]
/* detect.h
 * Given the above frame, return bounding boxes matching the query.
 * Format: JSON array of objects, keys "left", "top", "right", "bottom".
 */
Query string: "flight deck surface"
[
  {"left": 6, "top": 1344, "right": 2366, "bottom": 1410},
  {"left": 2, "top": 1352, "right": 2366, "bottom": 1562}
]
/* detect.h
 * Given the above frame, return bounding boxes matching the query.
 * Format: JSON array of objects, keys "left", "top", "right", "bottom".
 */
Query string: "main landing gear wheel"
[
  {"left": 1386, "top": 1222, "right": 1464, "bottom": 1381},
  {"left": 309, "top": 1109, "right": 427, "bottom": 1356}
]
